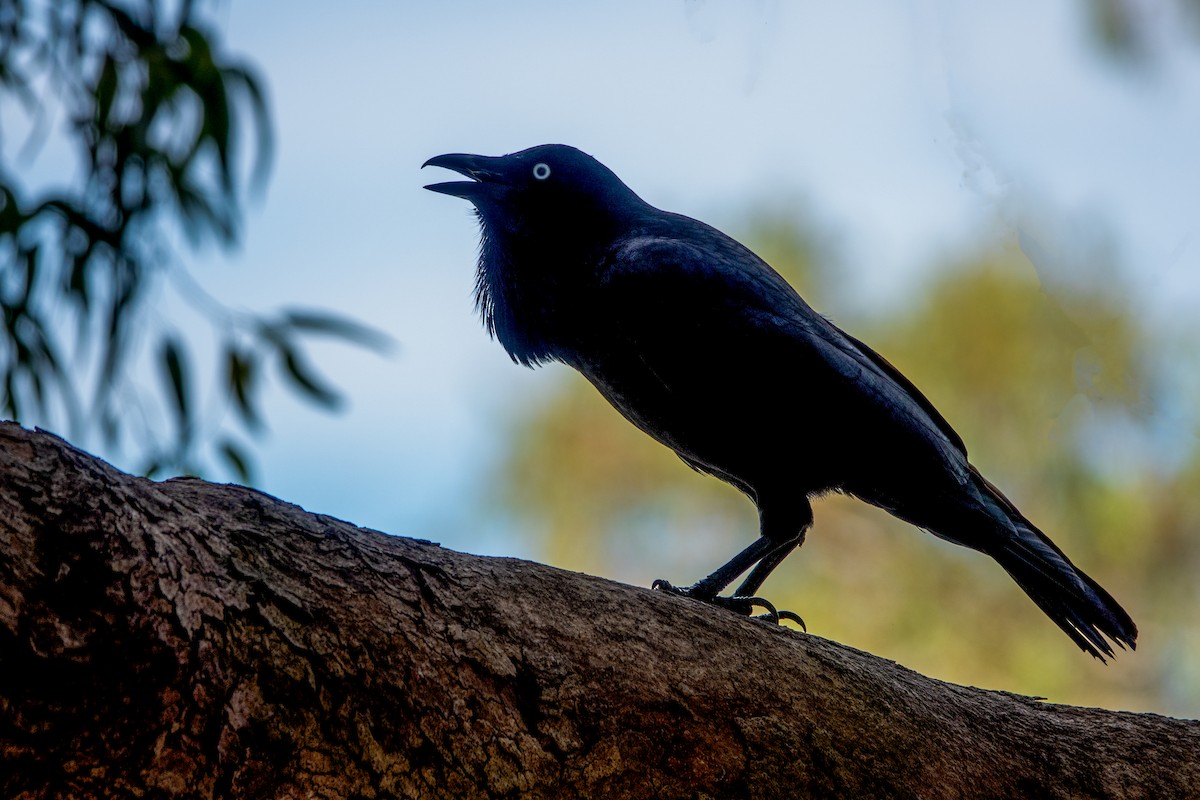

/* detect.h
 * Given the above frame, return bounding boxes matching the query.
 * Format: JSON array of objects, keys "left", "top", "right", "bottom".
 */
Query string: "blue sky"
[{"left": 119, "top": 1, "right": 1200, "bottom": 555}]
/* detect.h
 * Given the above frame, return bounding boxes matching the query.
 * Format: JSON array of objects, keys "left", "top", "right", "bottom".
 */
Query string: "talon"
[
  {"left": 712, "top": 594, "right": 780, "bottom": 622},
  {"left": 778, "top": 610, "right": 807, "bottom": 630},
  {"left": 651, "top": 580, "right": 804, "bottom": 629},
  {"left": 733, "top": 595, "right": 779, "bottom": 623},
  {"left": 652, "top": 579, "right": 716, "bottom": 603}
]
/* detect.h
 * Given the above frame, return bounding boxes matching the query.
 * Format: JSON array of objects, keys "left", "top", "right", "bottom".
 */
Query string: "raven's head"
[
  {"left": 423, "top": 144, "right": 648, "bottom": 366},
  {"left": 422, "top": 144, "right": 646, "bottom": 247}
]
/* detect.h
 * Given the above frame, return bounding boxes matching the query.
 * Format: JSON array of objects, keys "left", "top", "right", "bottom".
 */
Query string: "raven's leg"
[
  {"left": 729, "top": 535, "right": 806, "bottom": 627},
  {"left": 731, "top": 499, "right": 811, "bottom": 626},
  {"left": 733, "top": 530, "right": 805, "bottom": 597},
  {"left": 652, "top": 498, "right": 811, "bottom": 626},
  {"left": 652, "top": 535, "right": 776, "bottom": 600}
]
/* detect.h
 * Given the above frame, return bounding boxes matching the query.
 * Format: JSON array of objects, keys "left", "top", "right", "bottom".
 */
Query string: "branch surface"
[{"left": 1, "top": 423, "right": 1196, "bottom": 799}]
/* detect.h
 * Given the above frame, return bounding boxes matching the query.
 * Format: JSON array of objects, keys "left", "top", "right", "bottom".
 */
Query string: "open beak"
[{"left": 422, "top": 153, "right": 505, "bottom": 199}]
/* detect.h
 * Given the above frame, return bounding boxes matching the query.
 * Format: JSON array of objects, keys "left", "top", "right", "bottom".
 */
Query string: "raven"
[{"left": 423, "top": 144, "right": 1137, "bottom": 659}]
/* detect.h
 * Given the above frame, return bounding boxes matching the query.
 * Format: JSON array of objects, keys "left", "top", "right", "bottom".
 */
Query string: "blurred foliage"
[
  {"left": 1082, "top": 0, "right": 1200, "bottom": 64},
  {"left": 490, "top": 212, "right": 1200, "bottom": 716},
  {"left": 0, "top": 0, "right": 385, "bottom": 479}
]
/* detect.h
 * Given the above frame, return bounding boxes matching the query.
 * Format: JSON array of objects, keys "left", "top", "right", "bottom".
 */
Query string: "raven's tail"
[{"left": 973, "top": 468, "right": 1137, "bottom": 660}]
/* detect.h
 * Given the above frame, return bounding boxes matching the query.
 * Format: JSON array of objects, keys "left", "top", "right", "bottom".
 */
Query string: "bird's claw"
[
  {"left": 652, "top": 579, "right": 805, "bottom": 629},
  {"left": 770, "top": 609, "right": 807, "bottom": 631}
]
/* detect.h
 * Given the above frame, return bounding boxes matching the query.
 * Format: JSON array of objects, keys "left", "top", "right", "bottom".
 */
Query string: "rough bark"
[{"left": 0, "top": 422, "right": 1196, "bottom": 800}]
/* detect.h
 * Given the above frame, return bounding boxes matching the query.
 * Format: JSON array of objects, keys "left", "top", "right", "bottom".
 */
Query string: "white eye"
[{"left": 532, "top": 162, "right": 551, "bottom": 180}]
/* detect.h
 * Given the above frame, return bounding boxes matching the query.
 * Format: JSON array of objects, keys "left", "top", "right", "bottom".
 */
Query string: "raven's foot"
[{"left": 651, "top": 579, "right": 806, "bottom": 630}]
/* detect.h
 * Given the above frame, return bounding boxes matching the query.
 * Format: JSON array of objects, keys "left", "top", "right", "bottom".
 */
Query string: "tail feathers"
[
  {"left": 969, "top": 467, "right": 1137, "bottom": 660},
  {"left": 992, "top": 531, "right": 1137, "bottom": 660}
]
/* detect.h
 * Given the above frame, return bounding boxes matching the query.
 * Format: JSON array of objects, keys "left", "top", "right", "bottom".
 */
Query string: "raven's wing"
[
  {"left": 595, "top": 229, "right": 970, "bottom": 484},
  {"left": 832, "top": 328, "right": 966, "bottom": 455}
]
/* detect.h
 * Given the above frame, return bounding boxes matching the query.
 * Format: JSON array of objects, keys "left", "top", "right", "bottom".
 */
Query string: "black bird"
[{"left": 423, "top": 144, "right": 1137, "bottom": 659}]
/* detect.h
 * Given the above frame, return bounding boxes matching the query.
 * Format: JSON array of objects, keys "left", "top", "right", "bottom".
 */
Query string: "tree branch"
[{"left": 1, "top": 422, "right": 1196, "bottom": 799}]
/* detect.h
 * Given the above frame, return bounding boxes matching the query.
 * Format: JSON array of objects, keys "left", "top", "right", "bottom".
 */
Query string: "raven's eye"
[{"left": 532, "top": 163, "right": 551, "bottom": 181}]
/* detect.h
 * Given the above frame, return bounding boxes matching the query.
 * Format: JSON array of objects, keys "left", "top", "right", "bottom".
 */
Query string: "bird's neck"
[
  {"left": 475, "top": 216, "right": 624, "bottom": 367},
  {"left": 475, "top": 228, "right": 560, "bottom": 366}
]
